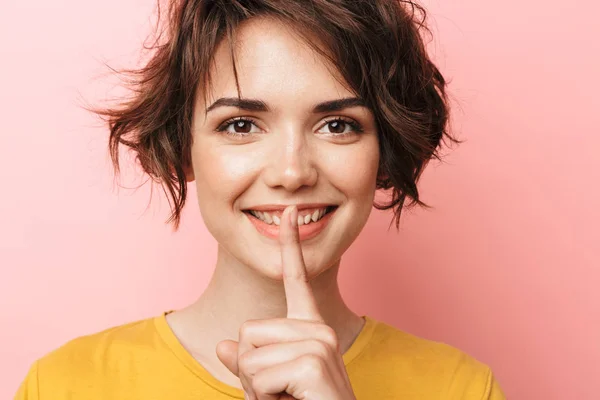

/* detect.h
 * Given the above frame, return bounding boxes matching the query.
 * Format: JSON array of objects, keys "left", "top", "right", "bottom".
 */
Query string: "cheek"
[
  {"left": 320, "top": 139, "right": 380, "bottom": 200},
  {"left": 191, "top": 142, "right": 258, "bottom": 228},
  {"left": 316, "top": 138, "right": 379, "bottom": 253}
]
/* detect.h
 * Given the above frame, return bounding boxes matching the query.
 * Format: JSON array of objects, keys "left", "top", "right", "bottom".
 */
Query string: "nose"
[{"left": 262, "top": 127, "right": 318, "bottom": 192}]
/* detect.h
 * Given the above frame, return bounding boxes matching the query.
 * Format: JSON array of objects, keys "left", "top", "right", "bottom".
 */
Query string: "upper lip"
[{"left": 243, "top": 203, "right": 337, "bottom": 212}]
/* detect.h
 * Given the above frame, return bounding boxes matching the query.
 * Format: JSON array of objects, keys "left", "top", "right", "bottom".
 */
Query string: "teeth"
[
  {"left": 263, "top": 212, "right": 273, "bottom": 224},
  {"left": 311, "top": 209, "right": 320, "bottom": 222},
  {"left": 248, "top": 207, "right": 332, "bottom": 226}
]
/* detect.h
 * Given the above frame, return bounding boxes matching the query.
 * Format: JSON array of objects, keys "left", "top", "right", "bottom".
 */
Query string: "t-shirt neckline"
[{"left": 153, "top": 311, "right": 378, "bottom": 398}]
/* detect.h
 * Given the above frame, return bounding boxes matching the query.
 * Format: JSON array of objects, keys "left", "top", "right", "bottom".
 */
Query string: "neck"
[{"left": 168, "top": 243, "right": 364, "bottom": 385}]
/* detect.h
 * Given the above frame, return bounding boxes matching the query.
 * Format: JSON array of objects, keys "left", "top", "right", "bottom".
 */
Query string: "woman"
[{"left": 16, "top": 0, "right": 505, "bottom": 399}]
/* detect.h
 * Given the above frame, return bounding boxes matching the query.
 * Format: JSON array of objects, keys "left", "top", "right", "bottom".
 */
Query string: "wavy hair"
[{"left": 92, "top": 0, "right": 459, "bottom": 231}]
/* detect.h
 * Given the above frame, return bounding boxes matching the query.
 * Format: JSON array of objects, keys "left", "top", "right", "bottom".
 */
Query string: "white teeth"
[
  {"left": 248, "top": 207, "right": 332, "bottom": 226},
  {"left": 263, "top": 212, "right": 273, "bottom": 224},
  {"left": 311, "top": 209, "right": 320, "bottom": 222}
]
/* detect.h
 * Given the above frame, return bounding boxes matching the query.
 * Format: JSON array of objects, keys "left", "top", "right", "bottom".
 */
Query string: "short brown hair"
[{"left": 93, "top": 0, "right": 459, "bottom": 231}]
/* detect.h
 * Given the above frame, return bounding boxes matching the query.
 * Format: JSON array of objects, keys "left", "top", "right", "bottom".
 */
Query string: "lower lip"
[{"left": 244, "top": 208, "right": 337, "bottom": 241}]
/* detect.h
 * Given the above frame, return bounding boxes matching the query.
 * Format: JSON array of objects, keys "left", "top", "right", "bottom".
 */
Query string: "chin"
[{"left": 249, "top": 250, "right": 335, "bottom": 283}]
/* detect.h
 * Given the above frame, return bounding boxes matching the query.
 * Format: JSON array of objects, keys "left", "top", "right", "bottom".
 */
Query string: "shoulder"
[
  {"left": 30, "top": 315, "right": 161, "bottom": 392},
  {"left": 367, "top": 317, "right": 483, "bottom": 367},
  {"left": 352, "top": 316, "right": 504, "bottom": 399},
  {"left": 39, "top": 315, "right": 158, "bottom": 367}
]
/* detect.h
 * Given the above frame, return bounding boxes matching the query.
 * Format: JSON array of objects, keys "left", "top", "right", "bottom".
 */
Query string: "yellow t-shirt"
[{"left": 15, "top": 312, "right": 504, "bottom": 399}]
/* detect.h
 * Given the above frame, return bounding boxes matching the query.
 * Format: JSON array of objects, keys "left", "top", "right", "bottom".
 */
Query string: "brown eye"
[
  {"left": 233, "top": 120, "right": 252, "bottom": 133},
  {"left": 328, "top": 120, "right": 346, "bottom": 134},
  {"left": 216, "top": 117, "right": 260, "bottom": 137},
  {"left": 317, "top": 117, "right": 363, "bottom": 137}
]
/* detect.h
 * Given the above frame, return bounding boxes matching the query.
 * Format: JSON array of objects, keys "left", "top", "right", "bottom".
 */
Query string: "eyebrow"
[{"left": 205, "top": 97, "right": 366, "bottom": 113}]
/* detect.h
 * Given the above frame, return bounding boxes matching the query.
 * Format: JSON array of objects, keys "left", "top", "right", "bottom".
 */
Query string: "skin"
[{"left": 167, "top": 16, "right": 380, "bottom": 397}]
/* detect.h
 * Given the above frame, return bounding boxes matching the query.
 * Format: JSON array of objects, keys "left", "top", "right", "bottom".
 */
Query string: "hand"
[{"left": 216, "top": 205, "right": 357, "bottom": 400}]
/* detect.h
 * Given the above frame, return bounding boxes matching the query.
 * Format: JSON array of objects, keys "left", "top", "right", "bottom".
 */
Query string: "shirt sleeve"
[{"left": 14, "top": 361, "right": 40, "bottom": 400}]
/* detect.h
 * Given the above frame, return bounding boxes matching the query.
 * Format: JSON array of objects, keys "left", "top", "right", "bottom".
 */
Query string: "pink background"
[{"left": 1, "top": 1, "right": 598, "bottom": 399}]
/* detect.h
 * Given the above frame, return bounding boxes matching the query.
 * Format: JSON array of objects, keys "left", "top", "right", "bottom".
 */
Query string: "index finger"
[{"left": 279, "top": 205, "right": 323, "bottom": 322}]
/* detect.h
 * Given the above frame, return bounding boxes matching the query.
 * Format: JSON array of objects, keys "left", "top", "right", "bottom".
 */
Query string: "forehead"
[{"left": 201, "top": 16, "right": 355, "bottom": 110}]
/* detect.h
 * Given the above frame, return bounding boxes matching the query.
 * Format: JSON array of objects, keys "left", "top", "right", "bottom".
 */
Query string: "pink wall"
[{"left": 1, "top": 1, "right": 598, "bottom": 398}]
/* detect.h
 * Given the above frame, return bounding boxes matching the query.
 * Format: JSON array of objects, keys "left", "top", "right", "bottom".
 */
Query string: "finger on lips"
[
  {"left": 280, "top": 205, "right": 324, "bottom": 322},
  {"left": 237, "top": 205, "right": 335, "bottom": 399}
]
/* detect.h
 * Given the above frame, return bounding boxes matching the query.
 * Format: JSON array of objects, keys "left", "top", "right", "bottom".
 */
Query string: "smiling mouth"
[
  {"left": 242, "top": 205, "right": 337, "bottom": 226},
  {"left": 242, "top": 206, "right": 338, "bottom": 241}
]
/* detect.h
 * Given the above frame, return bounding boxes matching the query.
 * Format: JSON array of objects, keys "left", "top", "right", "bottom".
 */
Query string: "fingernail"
[{"left": 289, "top": 205, "right": 298, "bottom": 227}]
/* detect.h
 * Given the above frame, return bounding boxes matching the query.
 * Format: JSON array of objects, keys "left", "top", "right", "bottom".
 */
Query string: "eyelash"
[{"left": 216, "top": 116, "right": 364, "bottom": 138}]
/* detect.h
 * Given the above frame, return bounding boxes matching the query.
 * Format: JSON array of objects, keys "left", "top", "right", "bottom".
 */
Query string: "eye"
[
  {"left": 317, "top": 117, "right": 364, "bottom": 137},
  {"left": 216, "top": 117, "right": 261, "bottom": 137}
]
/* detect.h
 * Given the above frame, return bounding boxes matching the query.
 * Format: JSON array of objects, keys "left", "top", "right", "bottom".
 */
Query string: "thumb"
[{"left": 215, "top": 340, "right": 240, "bottom": 376}]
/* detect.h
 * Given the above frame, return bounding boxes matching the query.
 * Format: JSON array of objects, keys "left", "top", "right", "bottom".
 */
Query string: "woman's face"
[{"left": 188, "top": 17, "right": 380, "bottom": 280}]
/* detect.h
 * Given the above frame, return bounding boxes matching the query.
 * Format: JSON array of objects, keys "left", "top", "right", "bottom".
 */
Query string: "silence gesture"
[{"left": 216, "top": 205, "right": 357, "bottom": 400}]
